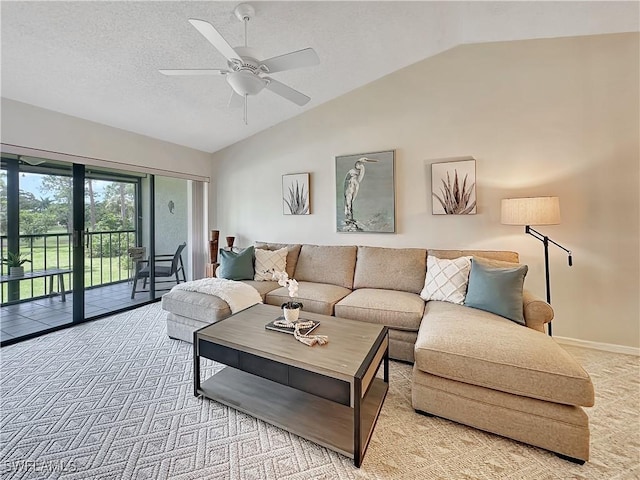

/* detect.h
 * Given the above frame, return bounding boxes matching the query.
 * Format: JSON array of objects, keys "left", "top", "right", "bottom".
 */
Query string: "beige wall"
[
  {"left": 154, "top": 176, "right": 189, "bottom": 276},
  {"left": 1, "top": 98, "right": 211, "bottom": 178},
  {"left": 212, "top": 33, "right": 640, "bottom": 349}
]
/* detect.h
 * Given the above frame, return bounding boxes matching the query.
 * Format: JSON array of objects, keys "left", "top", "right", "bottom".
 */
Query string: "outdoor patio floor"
[{"left": 0, "top": 282, "right": 166, "bottom": 343}]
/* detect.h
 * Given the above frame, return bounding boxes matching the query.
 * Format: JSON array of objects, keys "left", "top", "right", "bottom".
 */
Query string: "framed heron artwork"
[
  {"left": 335, "top": 150, "right": 395, "bottom": 233},
  {"left": 282, "top": 173, "right": 310, "bottom": 215},
  {"left": 431, "top": 158, "right": 477, "bottom": 215}
]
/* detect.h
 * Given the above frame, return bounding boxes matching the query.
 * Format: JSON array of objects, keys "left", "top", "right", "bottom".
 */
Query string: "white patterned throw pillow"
[
  {"left": 254, "top": 247, "right": 288, "bottom": 281},
  {"left": 420, "top": 255, "right": 472, "bottom": 304}
]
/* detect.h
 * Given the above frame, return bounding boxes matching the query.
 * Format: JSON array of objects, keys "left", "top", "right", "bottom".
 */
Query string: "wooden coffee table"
[{"left": 193, "top": 303, "right": 389, "bottom": 467}]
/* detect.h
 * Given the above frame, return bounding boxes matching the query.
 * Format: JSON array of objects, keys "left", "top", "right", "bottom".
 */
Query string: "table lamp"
[{"left": 501, "top": 196, "right": 573, "bottom": 336}]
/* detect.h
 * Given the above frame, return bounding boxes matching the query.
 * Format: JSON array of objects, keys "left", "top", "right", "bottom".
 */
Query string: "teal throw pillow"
[
  {"left": 218, "top": 246, "right": 255, "bottom": 281},
  {"left": 464, "top": 259, "right": 528, "bottom": 325}
]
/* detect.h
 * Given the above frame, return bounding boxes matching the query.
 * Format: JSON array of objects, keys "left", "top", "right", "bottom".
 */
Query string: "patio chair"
[
  {"left": 127, "top": 247, "right": 146, "bottom": 284},
  {"left": 131, "top": 243, "right": 187, "bottom": 299}
]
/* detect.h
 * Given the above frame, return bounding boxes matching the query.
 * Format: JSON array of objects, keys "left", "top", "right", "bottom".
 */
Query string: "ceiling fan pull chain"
[{"left": 244, "top": 94, "right": 248, "bottom": 125}]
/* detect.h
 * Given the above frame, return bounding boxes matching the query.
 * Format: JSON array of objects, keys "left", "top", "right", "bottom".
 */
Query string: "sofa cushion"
[
  {"left": 265, "top": 281, "right": 351, "bottom": 316},
  {"left": 471, "top": 256, "right": 519, "bottom": 268},
  {"left": 253, "top": 247, "right": 288, "bottom": 281},
  {"left": 429, "top": 249, "right": 519, "bottom": 263},
  {"left": 420, "top": 255, "right": 472, "bottom": 304},
  {"left": 412, "top": 368, "right": 591, "bottom": 461},
  {"left": 255, "top": 242, "right": 302, "bottom": 279},
  {"left": 353, "top": 246, "right": 427, "bottom": 293},
  {"left": 218, "top": 246, "right": 254, "bottom": 280},
  {"left": 240, "top": 280, "right": 280, "bottom": 301},
  {"left": 412, "top": 368, "right": 589, "bottom": 428},
  {"left": 464, "top": 258, "right": 528, "bottom": 325},
  {"left": 414, "top": 301, "right": 594, "bottom": 407},
  {"left": 161, "top": 289, "right": 231, "bottom": 324},
  {"left": 335, "top": 289, "right": 425, "bottom": 331},
  {"left": 293, "top": 245, "right": 357, "bottom": 289},
  {"left": 431, "top": 253, "right": 550, "bottom": 328}
]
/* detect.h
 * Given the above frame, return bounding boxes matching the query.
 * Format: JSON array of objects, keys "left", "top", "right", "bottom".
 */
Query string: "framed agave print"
[
  {"left": 431, "top": 158, "right": 477, "bottom": 215},
  {"left": 282, "top": 173, "right": 310, "bottom": 215},
  {"left": 336, "top": 150, "right": 395, "bottom": 233}
]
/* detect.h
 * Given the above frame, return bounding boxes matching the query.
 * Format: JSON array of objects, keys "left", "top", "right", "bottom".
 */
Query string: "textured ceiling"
[{"left": 1, "top": 1, "right": 638, "bottom": 153}]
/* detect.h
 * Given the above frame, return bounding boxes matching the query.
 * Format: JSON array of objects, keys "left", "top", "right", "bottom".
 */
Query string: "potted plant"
[
  {"left": 272, "top": 271, "right": 303, "bottom": 323},
  {"left": 2, "top": 252, "right": 31, "bottom": 277}
]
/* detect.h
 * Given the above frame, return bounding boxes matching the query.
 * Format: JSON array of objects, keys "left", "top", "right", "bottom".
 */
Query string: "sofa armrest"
[{"left": 523, "top": 289, "right": 554, "bottom": 332}]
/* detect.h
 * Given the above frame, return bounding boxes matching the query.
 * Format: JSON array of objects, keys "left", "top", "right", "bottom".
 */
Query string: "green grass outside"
[{"left": 2, "top": 233, "right": 133, "bottom": 303}]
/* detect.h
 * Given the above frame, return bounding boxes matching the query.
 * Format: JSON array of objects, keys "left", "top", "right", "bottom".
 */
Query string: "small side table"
[{"left": 0, "top": 268, "right": 72, "bottom": 302}]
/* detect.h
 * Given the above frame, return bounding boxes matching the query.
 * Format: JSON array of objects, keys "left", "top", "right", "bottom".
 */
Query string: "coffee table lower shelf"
[{"left": 198, "top": 367, "right": 388, "bottom": 463}]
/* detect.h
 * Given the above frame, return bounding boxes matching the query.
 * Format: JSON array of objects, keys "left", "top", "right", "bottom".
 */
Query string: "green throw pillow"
[
  {"left": 464, "top": 259, "right": 528, "bottom": 325},
  {"left": 218, "top": 246, "right": 255, "bottom": 281}
]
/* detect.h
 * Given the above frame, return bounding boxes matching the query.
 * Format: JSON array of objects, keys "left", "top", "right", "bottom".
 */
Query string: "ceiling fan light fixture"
[
  {"left": 160, "top": 3, "right": 319, "bottom": 125},
  {"left": 227, "top": 70, "right": 266, "bottom": 96}
]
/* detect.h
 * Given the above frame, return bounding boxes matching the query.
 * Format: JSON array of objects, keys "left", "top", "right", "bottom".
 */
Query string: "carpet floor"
[{"left": 0, "top": 303, "right": 638, "bottom": 479}]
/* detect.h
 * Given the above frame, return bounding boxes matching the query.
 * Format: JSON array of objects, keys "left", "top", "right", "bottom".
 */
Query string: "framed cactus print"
[
  {"left": 431, "top": 158, "right": 477, "bottom": 215},
  {"left": 282, "top": 173, "right": 310, "bottom": 215}
]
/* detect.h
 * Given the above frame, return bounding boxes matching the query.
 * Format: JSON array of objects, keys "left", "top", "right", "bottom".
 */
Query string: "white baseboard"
[{"left": 554, "top": 336, "right": 640, "bottom": 356}]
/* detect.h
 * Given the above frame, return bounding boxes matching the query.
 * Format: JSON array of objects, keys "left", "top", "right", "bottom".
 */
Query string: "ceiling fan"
[{"left": 159, "top": 3, "right": 320, "bottom": 124}]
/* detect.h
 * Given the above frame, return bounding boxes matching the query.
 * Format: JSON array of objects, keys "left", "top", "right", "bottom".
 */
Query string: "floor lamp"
[{"left": 501, "top": 197, "right": 573, "bottom": 337}]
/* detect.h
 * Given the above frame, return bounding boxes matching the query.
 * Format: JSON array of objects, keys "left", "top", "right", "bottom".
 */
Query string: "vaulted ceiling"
[{"left": 2, "top": 1, "right": 637, "bottom": 153}]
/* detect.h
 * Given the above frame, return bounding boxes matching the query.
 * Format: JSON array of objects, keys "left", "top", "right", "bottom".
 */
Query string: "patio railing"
[{"left": 1, "top": 230, "right": 137, "bottom": 304}]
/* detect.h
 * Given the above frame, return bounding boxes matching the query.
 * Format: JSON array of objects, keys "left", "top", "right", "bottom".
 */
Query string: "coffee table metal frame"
[{"left": 193, "top": 304, "right": 389, "bottom": 467}]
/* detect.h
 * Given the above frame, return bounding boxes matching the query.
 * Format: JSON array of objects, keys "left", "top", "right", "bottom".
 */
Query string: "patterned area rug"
[{"left": 0, "top": 303, "right": 638, "bottom": 479}]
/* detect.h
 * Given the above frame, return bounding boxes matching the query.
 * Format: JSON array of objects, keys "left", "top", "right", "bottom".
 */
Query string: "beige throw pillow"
[
  {"left": 254, "top": 247, "right": 288, "bottom": 281},
  {"left": 420, "top": 255, "right": 472, "bottom": 304}
]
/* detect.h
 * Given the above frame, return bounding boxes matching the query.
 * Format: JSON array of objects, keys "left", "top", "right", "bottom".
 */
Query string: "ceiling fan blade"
[
  {"left": 228, "top": 91, "right": 244, "bottom": 109},
  {"left": 259, "top": 48, "right": 320, "bottom": 74},
  {"left": 159, "top": 69, "right": 226, "bottom": 76},
  {"left": 264, "top": 77, "right": 311, "bottom": 106},
  {"left": 188, "top": 19, "right": 241, "bottom": 62}
]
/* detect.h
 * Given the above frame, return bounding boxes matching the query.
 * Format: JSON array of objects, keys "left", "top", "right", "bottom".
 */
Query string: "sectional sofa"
[{"left": 161, "top": 242, "right": 594, "bottom": 463}]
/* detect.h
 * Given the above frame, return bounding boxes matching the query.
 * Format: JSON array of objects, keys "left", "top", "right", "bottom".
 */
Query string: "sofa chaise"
[{"left": 161, "top": 242, "right": 594, "bottom": 463}]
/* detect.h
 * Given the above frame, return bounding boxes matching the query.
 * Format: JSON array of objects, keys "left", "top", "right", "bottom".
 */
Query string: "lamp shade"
[{"left": 501, "top": 196, "right": 560, "bottom": 226}]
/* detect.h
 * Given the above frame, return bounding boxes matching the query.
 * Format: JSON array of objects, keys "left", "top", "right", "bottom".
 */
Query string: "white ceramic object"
[{"left": 283, "top": 306, "right": 300, "bottom": 323}]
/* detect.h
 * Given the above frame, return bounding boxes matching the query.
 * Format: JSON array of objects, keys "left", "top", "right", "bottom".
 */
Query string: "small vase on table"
[{"left": 282, "top": 302, "right": 303, "bottom": 323}]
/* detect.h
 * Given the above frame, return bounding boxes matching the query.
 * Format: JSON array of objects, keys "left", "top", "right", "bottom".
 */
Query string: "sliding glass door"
[
  {"left": 1, "top": 151, "right": 204, "bottom": 345},
  {"left": 0, "top": 156, "right": 152, "bottom": 342},
  {"left": 1, "top": 156, "right": 76, "bottom": 340},
  {"left": 82, "top": 165, "right": 151, "bottom": 320}
]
